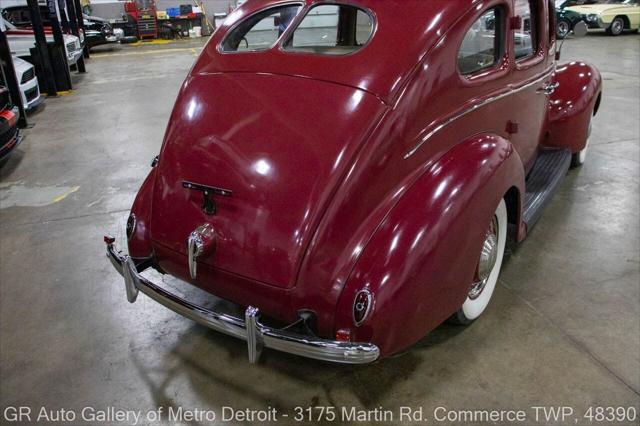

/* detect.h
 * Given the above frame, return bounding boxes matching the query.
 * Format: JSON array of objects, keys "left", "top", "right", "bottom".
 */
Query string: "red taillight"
[
  {"left": 335, "top": 329, "right": 352, "bottom": 342},
  {"left": 0, "top": 110, "right": 17, "bottom": 128}
]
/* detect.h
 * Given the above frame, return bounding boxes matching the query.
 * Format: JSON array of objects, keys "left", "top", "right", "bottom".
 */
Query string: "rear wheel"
[
  {"left": 572, "top": 120, "right": 592, "bottom": 168},
  {"left": 451, "top": 199, "right": 507, "bottom": 325},
  {"left": 606, "top": 17, "right": 625, "bottom": 36},
  {"left": 557, "top": 18, "right": 572, "bottom": 39}
]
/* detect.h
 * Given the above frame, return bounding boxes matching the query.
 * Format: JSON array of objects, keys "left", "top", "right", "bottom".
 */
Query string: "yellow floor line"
[
  {"left": 91, "top": 47, "right": 200, "bottom": 58},
  {"left": 45, "top": 90, "right": 74, "bottom": 97},
  {"left": 52, "top": 186, "right": 80, "bottom": 203},
  {"left": 128, "top": 39, "right": 174, "bottom": 46}
]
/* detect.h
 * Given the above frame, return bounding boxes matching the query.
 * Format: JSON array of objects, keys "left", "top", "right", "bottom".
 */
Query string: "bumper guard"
[{"left": 105, "top": 237, "right": 380, "bottom": 364}]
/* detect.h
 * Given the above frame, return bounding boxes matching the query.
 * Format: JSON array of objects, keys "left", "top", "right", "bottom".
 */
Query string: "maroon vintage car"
[{"left": 105, "top": 0, "right": 601, "bottom": 364}]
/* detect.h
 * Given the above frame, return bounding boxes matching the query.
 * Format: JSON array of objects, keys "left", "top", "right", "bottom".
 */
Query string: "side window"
[
  {"left": 514, "top": 0, "right": 537, "bottom": 60},
  {"left": 458, "top": 8, "right": 503, "bottom": 75},
  {"left": 284, "top": 5, "right": 374, "bottom": 55},
  {"left": 221, "top": 5, "right": 302, "bottom": 52}
]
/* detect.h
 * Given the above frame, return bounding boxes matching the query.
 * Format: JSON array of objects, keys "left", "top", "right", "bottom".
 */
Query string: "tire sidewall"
[
  {"left": 460, "top": 199, "right": 508, "bottom": 322},
  {"left": 572, "top": 118, "right": 592, "bottom": 168},
  {"left": 610, "top": 17, "right": 625, "bottom": 36}
]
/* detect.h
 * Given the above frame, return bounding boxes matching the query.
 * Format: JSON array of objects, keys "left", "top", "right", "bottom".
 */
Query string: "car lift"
[{"left": 26, "top": 0, "right": 59, "bottom": 97}]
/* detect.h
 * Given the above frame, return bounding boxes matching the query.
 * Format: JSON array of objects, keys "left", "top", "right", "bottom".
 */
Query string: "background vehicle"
[
  {"left": 1, "top": 4, "right": 85, "bottom": 46},
  {"left": 556, "top": 7, "right": 586, "bottom": 37},
  {"left": 556, "top": 0, "right": 599, "bottom": 8},
  {"left": 566, "top": 0, "right": 640, "bottom": 35},
  {"left": 0, "top": 56, "right": 42, "bottom": 110},
  {"left": 1, "top": 4, "right": 122, "bottom": 48},
  {"left": 0, "top": 86, "right": 21, "bottom": 164},
  {"left": 3, "top": 18, "right": 83, "bottom": 66},
  {"left": 82, "top": 13, "right": 123, "bottom": 48}
]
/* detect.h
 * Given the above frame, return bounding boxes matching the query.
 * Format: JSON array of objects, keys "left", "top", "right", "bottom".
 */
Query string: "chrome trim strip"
[
  {"left": 106, "top": 242, "right": 380, "bottom": 364},
  {"left": 404, "top": 70, "right": 555, "bottom": 159}
]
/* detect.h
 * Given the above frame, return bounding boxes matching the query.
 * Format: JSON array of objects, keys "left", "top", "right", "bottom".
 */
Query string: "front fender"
[
  {"left": 547, "top": 62, "right": 602, "bottom": 153},
  {"left": 334, "top": 134, "right": 525, "bottom": 356}
]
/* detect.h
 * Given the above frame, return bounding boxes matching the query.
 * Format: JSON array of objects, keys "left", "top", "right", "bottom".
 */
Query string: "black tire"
[
  {"left": 557, "top": 18, "right": 572, "bottom": 39},
  {"left": 606, "top": 17, "right": 625, "bottom": 36}
]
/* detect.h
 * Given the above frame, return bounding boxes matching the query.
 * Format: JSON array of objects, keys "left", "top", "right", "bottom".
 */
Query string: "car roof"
[{"left": 194, "top": 0, "right": 475, "bottom": 104}]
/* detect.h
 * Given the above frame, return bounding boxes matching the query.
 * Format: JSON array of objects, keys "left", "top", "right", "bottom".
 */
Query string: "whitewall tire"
[
  {"left": 572, "top": 120, "right": 592, "bottom": 168},
  {"left": 451, "top": 199, "right": 507, "bottom": 325}
]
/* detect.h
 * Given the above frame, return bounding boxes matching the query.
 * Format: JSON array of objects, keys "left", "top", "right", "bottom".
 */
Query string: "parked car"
[
  {"left": 0, "top": 86, "right": 22, "bottom": 164},
  {"left": 82, "top": 13, "right": 124, "bottom": 48},
  {"left": 566, "top": 0, "right": 640, "bottom": 35},
  {"left": 1, "top": 4, "right": 122, "bottom": 48},
  {"left": 3, "top": 18, "right": 83, "bottom": 66},
  {"left": 555, "top": 0, "right": 600, "bottom": 9},
  {"left": 0, "top": 56, "right": 43, "bottom": 110},
  {"left": 105, "top": 1, "right": 602, "bottom": 364},
  {"left": 1, "top": 5, "right": 85, "bottom": 46},
  {"left": 556, "top": 6, "right": 586, "bottom": 37}
]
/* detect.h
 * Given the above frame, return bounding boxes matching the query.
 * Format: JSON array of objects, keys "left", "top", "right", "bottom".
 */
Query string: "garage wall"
[
  {"left": 0, "top": 0, "right": 237, "bottom": 21},
  {"left": 89, "top": 0, "right": 235, "bottom": 21}
]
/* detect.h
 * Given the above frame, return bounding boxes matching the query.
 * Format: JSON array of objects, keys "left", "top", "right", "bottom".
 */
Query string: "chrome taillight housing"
[
  {"left": 353, "top": 289, "right": 373, "bottom": 326},
  {"left": 126, "top": 213, "right": 136, "bottom": 240}
]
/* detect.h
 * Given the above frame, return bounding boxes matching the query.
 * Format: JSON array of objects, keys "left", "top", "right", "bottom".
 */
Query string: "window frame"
[
  {"left": 279, "top": 2, "right": 377, "bottom": 57},
  {"left": 513, "top": 0, "right": 541, "bottom": 63},
  {"left": 548, "top": 0, "right": 557, "bottom": 46},
  {"left": 456, "top": 6, "right": 507, "bottom": 78},
  {"left": 218, "top": 2, "right": 304, "bottom": 54}
]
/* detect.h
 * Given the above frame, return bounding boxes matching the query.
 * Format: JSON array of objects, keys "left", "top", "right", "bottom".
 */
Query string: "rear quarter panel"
[
  {"left": 547, "top": 62, "right": 602, "bottom": 153},
  {"left": 334, "top": 135, "right": 524, "bottom": 356}
]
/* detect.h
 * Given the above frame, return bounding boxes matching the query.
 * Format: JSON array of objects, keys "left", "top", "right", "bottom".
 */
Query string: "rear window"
[
  {"left": 283, "top": 4, "right": 374, "bottom": 55},
  {"left": 221, "top": 4, "right": 302, "bottom": 52}
]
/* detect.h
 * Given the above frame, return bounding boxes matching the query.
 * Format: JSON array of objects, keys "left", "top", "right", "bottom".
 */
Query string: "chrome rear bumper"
[{"left": 105, "top": 238, "right": 379, "bottom": 364}]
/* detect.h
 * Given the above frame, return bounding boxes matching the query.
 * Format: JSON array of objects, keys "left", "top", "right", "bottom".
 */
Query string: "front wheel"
[
  {"left": 606, "top": 17, "right": 625, "bottom": 36},
  {"left": 451, "top": 199, "right": 507, "bottom": 325},
  {"left": 557, "top": 19, "right": 572, "bottom": 39}
]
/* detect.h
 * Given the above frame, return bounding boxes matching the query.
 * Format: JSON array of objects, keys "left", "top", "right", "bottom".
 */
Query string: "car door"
[
  {"left": 509, "top": 0, "right": 553, "bottom": 173},
  {"left": 628, "top": 0, "right": 640, "bottom": 28}
]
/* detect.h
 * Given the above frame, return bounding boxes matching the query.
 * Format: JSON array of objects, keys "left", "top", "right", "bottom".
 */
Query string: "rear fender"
[
  {"left": 547, "top": 62, "right": 602, "bottom": 153},
  {"left": 334, "top": 134, "right": 525, "bottom": 356}
]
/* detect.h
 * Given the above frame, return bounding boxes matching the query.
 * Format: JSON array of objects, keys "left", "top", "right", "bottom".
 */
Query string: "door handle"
[{"left": 537, "top": 82, "right": 560, "bottom": 95}]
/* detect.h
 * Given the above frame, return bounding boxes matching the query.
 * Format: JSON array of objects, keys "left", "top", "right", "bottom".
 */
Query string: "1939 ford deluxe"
[{"left": 105, "top": 0, "right": 602, "bottom": 364}]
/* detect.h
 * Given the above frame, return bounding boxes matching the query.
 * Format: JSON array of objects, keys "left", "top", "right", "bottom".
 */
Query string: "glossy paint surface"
[
  {"left": 547, "top": 61, "right": 602, "bottom": 152},
  {"left": 150, "top": 73, "right": 385, "bottom": 289},
  {"left": 129, "top": 0, "right": 602, "bottom": 356}
]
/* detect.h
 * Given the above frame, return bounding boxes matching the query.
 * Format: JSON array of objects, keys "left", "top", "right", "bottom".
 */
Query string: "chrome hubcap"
[
  {"left": 469, "top": 217, "right": 499, "bottom": 300},
  {"left": 558, "top": 22, "right": 569, "bottom": 37},
  {"left": 613, "top": 20, "right": 623, "bottom": 33}
]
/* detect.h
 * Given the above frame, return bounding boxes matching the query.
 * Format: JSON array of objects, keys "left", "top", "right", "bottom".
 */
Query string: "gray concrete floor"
[{"left": 0, "top": 33, "right": 638, "bottom": 425}]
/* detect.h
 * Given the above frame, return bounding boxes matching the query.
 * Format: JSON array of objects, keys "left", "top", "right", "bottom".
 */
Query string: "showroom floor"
[{"left": 1, "top": 33, "right": 638, "bottom": 423}]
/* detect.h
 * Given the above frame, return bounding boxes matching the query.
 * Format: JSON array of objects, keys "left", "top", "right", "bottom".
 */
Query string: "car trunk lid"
[{"left": 150, "top": 72, "right": 386, "bottom": 289}]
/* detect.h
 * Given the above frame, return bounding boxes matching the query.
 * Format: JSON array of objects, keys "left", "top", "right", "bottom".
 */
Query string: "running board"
[{"left": 523, "top": 149, "right": 572, "bottom": 230}]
